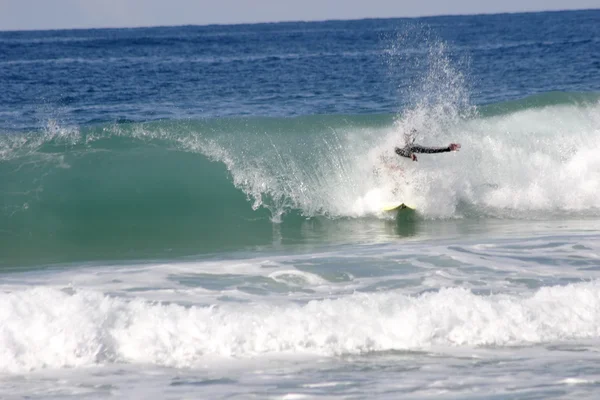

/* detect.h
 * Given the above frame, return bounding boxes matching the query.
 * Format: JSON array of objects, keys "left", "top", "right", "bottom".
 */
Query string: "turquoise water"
[
  {"left": 3, "top": 94, "right": 600, "bottom": 266},
  {"left": 2, "top": 10, "right": 600, "bottom": 399}
]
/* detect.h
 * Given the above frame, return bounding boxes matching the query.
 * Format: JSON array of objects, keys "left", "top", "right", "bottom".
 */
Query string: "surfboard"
[
  {"left": 382, "top": 203, "right": 414, "bottom": 212},
  {"left": 383, "top": 203, "right": 416, "bottom": 222}
]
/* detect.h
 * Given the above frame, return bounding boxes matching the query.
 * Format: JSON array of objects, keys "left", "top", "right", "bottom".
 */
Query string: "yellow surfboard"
[{"left": 382, "top": 203, "right": 414, "bottom": 212}]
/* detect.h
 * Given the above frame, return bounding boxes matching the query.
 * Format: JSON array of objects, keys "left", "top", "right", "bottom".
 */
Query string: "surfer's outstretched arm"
[
  {"left": 411, "top": 144, "right": 460, "bottom": 154},
  {"left": 395, "top": 143, "right": 460, "bottom": 161}
]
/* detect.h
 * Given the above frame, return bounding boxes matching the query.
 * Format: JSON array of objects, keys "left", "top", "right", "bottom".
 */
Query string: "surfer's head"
[{"left": 403, "top": 129, "right": 418, "bottom": 144}]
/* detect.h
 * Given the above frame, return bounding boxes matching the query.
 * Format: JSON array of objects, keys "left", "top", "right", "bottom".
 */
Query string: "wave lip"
[{"left": 2, "top": 282, "right": 600, "bottom": 373}]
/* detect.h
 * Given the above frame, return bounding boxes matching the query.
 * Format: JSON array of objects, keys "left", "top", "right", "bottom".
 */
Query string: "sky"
[{"left": 0, "top": 0, "right": 598, "bottom": 31}]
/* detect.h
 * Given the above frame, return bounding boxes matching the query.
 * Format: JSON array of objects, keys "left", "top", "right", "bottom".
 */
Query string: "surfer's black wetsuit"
[{"left": 394, "top": 144, "right": 454, "bottom": 158}]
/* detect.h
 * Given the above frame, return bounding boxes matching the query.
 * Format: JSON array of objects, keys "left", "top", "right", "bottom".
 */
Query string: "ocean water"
[{"left": 2, "top": 9, "right": 600, "bottom": 399}]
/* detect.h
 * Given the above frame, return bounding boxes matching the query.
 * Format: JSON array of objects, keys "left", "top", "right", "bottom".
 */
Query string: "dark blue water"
[{"left": 1, "top": 10, "right": 599, "bottom": 131}]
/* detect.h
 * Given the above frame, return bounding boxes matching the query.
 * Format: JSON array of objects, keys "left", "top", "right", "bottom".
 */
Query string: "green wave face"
[
  {"left": 0, "top": 137, "right": 270, "bottom": 266},
  {"left": 1, "top": 115, "right": 393, "bottom": 267},
  {"left": 2, "top": 93, "right": 600, "bottom": 266}
]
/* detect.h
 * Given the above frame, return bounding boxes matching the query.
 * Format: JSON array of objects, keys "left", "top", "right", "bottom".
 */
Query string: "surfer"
[{"left": 394, "top": 130, "right": 461, "bottom": 161}]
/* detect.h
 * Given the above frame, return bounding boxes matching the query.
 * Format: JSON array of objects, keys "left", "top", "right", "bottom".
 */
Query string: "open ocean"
[{"left": 2, "top": 9, "right": 600, "bottom": 399}]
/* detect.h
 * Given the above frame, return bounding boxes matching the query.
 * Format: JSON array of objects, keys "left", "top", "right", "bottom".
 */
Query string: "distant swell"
[{"left": 478, "top": 91, "right": 600, "bottom": 117}]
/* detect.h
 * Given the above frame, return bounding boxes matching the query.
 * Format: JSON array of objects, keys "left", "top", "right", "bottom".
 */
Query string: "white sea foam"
[
  {"left": 2, "top": 281, "right": 600, "bottom": 373},
  {"left": 187, "top": 37, "right": 600, "bottom": 220}
]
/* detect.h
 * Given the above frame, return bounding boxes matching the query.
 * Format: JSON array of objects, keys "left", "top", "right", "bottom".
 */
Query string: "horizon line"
[{"left": 0, "top": 7, "right": 598, "bottom": 33}]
